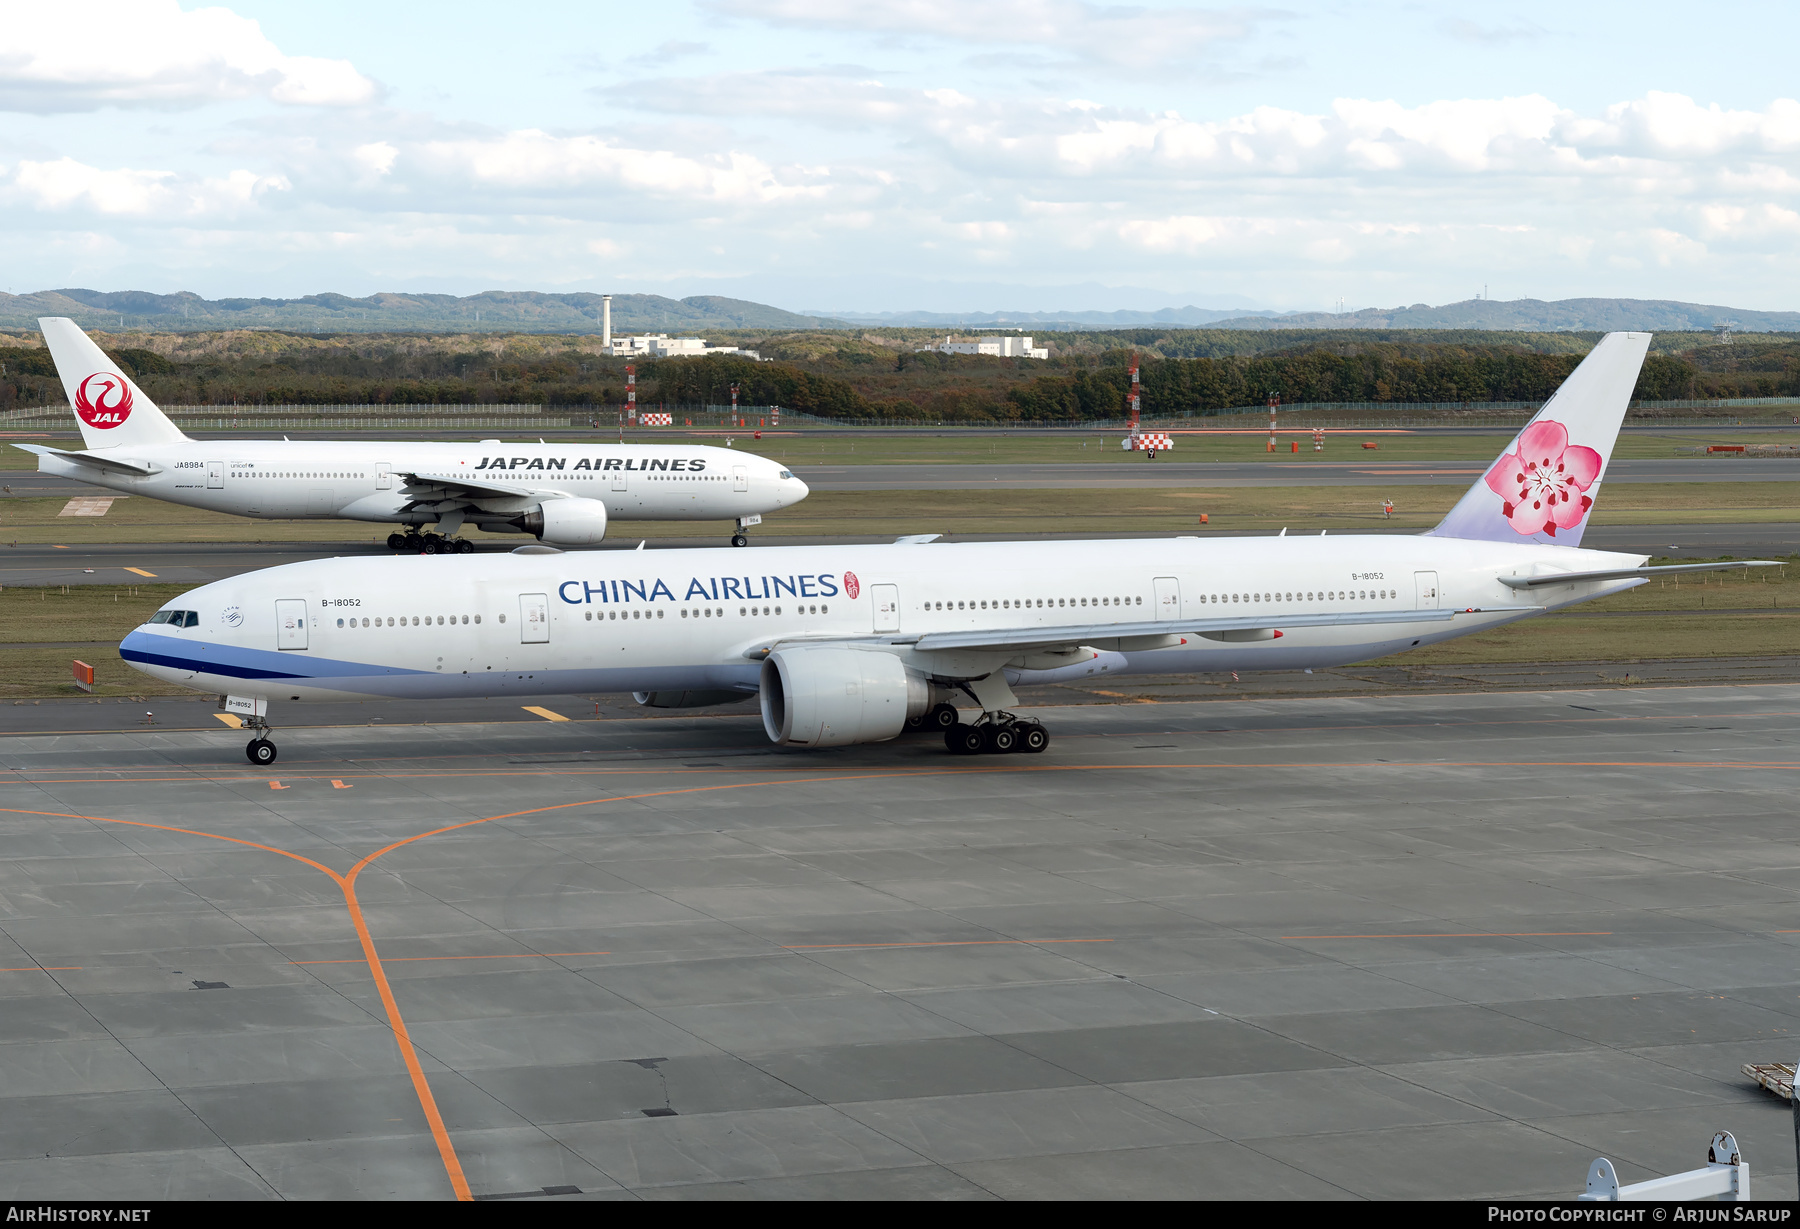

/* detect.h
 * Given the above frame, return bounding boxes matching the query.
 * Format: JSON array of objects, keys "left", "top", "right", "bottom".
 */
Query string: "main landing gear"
[
  {"left": 906, "top": 702, "right": 960, "bottom": 734},
  {"left": 387, "top": 531, "right": 474, "bottom": 554},
  {"left": 943, "top": 712, "right": 1049, "bottom": 756}
]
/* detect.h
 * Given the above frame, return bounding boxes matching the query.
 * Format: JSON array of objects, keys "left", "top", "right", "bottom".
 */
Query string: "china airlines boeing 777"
[
  {"left": 118, "top": 333, "right": 1775, "bottom": 764},
  {"left": 20, "top": 318, "right": 808, "bottom": 550}
]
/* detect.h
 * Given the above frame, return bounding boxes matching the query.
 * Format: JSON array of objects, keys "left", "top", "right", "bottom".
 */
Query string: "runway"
[
  {"left": 0, "top": 685, "right": 1795, "bottom": 1200},
  {"left": 4, "top": 457, "right": 1795, "bottom": 502}
]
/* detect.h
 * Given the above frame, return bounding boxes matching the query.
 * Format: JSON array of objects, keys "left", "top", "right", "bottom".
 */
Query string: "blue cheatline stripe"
[
  {"left": 118, "top": 629, "right": 432, "bottom": 682},
  {"left": 120, "top": 647, "right": 311, "bottom": 681}
]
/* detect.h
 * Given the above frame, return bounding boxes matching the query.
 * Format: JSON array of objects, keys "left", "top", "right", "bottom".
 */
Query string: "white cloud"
[
  {"left": 354, "top": 142, "right": 398, "bottom": 176},
  {"left": 413, "top": 130, "right": 826, "bottom": 206},
  {"left": 1566, "top": 92, "right": 1800, "bottom": 157},
  {"left": 7, "top": 156, "right": 289, "bottom": 215},
  {"left": 0, "top": 0, "right": 377, "bottom": 113}
]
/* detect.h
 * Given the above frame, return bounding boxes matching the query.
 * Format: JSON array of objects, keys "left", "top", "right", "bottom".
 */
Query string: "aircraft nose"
[{"left": 786, "top": 475, "right": 810, "bottom": 504}]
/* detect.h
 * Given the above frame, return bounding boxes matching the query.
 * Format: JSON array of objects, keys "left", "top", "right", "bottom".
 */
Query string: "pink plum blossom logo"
[
  {"left": 1482, "top": 419, "right": 1602, "bottom": 538},
  {"left": 843, "top": 571, "right": 860, "bottom": 599}
]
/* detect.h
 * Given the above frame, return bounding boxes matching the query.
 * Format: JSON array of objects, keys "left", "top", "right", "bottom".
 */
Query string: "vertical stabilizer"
[
  {"left": 1429, "top": 331, "right": 1651, "bottom": 547},
  {"left": 38, "top": 318, "right": 188, "bottom": 451}
]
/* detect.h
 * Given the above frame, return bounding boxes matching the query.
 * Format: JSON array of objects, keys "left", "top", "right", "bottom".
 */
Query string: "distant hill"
[
  {"left": 823, "top": 306, "right": 1278, "bottom": 329},
  {"left": 0, "top": 289, "right": 847, "bottom": 334},
  {"left": 1209, "top": 297, "right": 1800, "bottom": 333}
]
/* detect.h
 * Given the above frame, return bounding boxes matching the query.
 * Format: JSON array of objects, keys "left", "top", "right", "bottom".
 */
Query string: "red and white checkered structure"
[
  {"left": 641, "top": 412, "right": 673, "bottom": 426},
  {"left": 1125, "top": 432, "right": 1173, "bottom": 452}
]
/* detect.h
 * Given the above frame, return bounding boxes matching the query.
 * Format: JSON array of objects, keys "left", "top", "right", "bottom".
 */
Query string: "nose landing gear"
[{"left": 241, "top": 714, "right": 277, "bottom": 765}]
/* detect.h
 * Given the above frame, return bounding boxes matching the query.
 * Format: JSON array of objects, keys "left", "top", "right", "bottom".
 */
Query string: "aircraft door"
[
  {"left": 276, "top": 599, "right": 309, "bottom": 650},
  {"left": 206, "top": 461, "right": 224, "bottom": 489},
  {"left": 733, "top": 465, "right": 748, "bottom": 492},
  {"left": 519, "top": 593, "right": 550, "bottom": 643},
  {"left": 1414, "top": 571, "right": 1440, "bottom": 608},
  {"left": 872, "top": 584, "right": 900, "bottom": 633},
  {"left": 376, "top": 462, "right": 393, "bottom": 491},
  {"left": 1153, "top": 576, "right": 1181, "bottom": 620},
  {"left": 611, "top": 466, "right": 628, "bottom": 492}
]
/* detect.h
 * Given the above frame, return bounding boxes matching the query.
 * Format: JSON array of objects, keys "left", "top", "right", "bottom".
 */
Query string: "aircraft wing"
[
  {"left": 742, "top": 607, "right": 1529, "bottom": 661},
  {"left": 396, "top": 470, "right": 539, "bottom": 499},
  {"left": 12, "top": 444, "right": 156, "bottom": 476},
  {"left": 909, "top": 607, "right": 1522, "bottom": 655}
]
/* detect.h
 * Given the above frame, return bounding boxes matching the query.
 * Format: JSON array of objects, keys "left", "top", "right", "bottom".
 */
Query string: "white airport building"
[
  {"left": 919, "top": 334, "right": 1050, "bottom": 360},
  {"left": 596, "top": 295, "right": 760, "bottom": 360},
  {"left": 607, "top": 333, "right": 760, "bottom": 360}
]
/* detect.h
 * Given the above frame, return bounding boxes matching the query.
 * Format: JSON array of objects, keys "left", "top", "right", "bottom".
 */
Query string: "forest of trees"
[{"left": 0, "top": 331, "right": 1794, "bottom": 422}]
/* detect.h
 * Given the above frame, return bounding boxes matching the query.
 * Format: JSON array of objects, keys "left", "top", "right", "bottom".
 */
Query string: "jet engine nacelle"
[
  {"left": 759, "top": 646, "right": 929, "bottom": 747},
  {"left": 516, "top": 497, "right": 608, "bottom": 545}
]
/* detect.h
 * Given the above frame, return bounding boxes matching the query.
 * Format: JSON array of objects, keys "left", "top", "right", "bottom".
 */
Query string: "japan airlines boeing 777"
[
  {"left": 118, "top": 333, "right": 1776, "bottom": 764},
  {"left": 20, "top": 318, "right": 808, "bottom": 550}
]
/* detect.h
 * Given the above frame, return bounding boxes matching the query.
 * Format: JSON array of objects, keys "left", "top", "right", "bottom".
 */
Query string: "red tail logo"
[{"left": 74, "top": 373, "right": 134, "bottom": 429}]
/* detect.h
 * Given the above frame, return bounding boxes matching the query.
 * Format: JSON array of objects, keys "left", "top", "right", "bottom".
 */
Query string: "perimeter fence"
[{"left": 1, "top": 397, "right": 1796, "bottom": 433}]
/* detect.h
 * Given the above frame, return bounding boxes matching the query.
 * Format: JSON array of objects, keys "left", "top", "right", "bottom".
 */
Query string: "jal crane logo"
[{"left": 73, "top": 373, "right": 134, "bottom": 429}]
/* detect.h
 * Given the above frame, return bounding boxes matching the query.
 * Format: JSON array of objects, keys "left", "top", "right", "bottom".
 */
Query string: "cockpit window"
[
  {"left": 183, "top": 611, "right": 199, "bottom": 627},
  {"left": 779, "top": 470, "right": 793, "bottom": 479},
  {"left": 148, "top": 610, "right": 173, "bottom": 624},
  {"left": 150, "top": 610, "right": 199, "bottom": 627}
]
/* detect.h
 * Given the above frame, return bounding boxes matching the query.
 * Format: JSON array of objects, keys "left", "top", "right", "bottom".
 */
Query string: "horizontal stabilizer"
[
  {"left": 1499, "top": 561, "right": 1782, "bottom": 589},
  {"left": 14, "top": 444, "right": 156, "bottom": 476}
]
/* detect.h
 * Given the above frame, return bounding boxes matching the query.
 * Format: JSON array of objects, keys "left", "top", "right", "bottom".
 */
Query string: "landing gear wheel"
[
  {"left": 732, "top": 534, "right": 749, "bottom": 548},
  {"left": 422, "top": 537, "right": 442, "bottom": 555},
  {"left": 1015, "top": 723, "right": 1049, "bottom": 753},
  {"left": 246, "top": 738, "right": 277, "bottom": 766},
  {"left": 982, "top": 724, "right": 1018, "bottom": 754},
  {"left": 455, "top": 538, "right": 475, "bottom": 554},
  {"left": 945, "top": 724, "right": 985, "bottom": 756},
  {"left": 386, "top": 532, "right": 407, "bottom": 550},
  {"left": 403, "top": 534, "right": 424, "bottom": 552},
  {"left": 926, "top": 703, "right": 959, "bottom": 731}
]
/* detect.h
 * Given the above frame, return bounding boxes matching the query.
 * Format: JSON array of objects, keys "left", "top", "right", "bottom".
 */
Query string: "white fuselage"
[
  {"left": 33, "top": 440, "right": 807, "bottom": 530},
  {"left": 121, "top": 534, "right": 1646, "bottom": 704}
]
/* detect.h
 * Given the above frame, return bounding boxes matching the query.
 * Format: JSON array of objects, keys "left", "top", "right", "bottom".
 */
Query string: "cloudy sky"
[{"left": 2, "top": 0, "right": 1796, "bottom": 312}]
